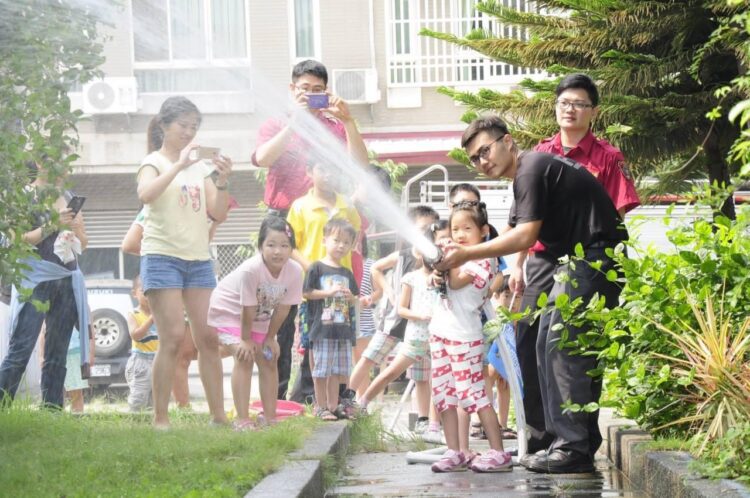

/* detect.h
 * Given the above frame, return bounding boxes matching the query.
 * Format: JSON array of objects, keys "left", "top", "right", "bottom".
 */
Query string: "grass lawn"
[{"left": 0, "top": 406, "right": 319, "bottom": 497}]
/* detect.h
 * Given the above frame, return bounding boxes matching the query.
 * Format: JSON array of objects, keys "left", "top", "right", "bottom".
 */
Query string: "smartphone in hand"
[
  {"left": 307, "top": 93, "right": 329, "bottom": 109},
  {"left": 67, "top": 195, "right": 86, "bottom": 216},
  {"left": 196, "top": 146, "right": 221, "bottom": 160}
]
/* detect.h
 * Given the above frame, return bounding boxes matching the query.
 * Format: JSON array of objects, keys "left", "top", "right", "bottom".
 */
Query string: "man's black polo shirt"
[{"left": 508, "top": 151, "right": 628, "bottom": 258}]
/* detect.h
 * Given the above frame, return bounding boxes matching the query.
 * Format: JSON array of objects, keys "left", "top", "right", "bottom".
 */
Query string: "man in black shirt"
[{"left": 438, "top": 116, "right": 626, "bottom": 473}]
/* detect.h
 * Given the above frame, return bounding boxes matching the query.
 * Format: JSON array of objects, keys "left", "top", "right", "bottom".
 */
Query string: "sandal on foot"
[
  {"left": 501, "top": 427, "right": 517, "bottom": 439},
  {"left": 315, "top": 408, "right": 338, "bottom": 421},
  {"left": 233, "top": 419, "right": 256, "bottom": 432}
]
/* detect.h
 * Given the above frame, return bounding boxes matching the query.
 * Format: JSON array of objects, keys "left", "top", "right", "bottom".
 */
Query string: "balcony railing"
[{"left": 386, "top": 0, "right": 544, "bottom": 88}]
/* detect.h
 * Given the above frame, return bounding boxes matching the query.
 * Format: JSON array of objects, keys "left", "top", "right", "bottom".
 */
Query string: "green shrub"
[
  {"left": 693, "top": 422, "right": 750, "bottom": 483},
  {"left": 553, "top": 193, "right": 750, "bottom": 442}
]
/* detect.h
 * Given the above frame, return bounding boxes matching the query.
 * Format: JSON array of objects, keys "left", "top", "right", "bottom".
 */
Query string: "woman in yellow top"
[{"left": 136, "top": 96, "right": 232, "bottom": 428}]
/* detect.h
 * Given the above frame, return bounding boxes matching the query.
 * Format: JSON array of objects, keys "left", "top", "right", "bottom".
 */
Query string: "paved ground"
[{"left": 328, "top": 398, "right": 646, "bottom": 498}]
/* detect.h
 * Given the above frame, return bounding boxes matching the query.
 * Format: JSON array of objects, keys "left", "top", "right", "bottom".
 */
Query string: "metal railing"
[{"left": 386, "top": 0, "right": 544, "bottom": 88}]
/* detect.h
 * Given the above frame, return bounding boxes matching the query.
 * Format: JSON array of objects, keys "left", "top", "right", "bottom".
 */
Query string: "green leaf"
[
  {"left": 586, "top": 367, "right": 605, "bottom": 377},
  {"left": 582, "top": 402, "right": 599, "bottom": 413},
  {"left": 700, "top": 260, "right": 717, "bottom": 273},
  {"left": 728, "top": 99, "right": 750, "bottom": 124},
  {"left": 679, "top": 251, "right": 701, "bottom": 264},
  {"left": 536, "top": 293, "right": 548, "bottom": 308},
  {"left": 555, "top": 293, "right": 570, "bottom": 308},
  {"left": 606, "top": 270, "right": 618, "bottom": 282},
  {"left": 605, "top": 123, "right": 633, "bottom": 135},
  {"left": 561, "top": 402, "right": 581, "bottom": 414}
]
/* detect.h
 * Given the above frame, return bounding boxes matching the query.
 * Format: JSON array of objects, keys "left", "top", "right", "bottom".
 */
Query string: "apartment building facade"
[{"left": 70, "top": 0, "right": 541, "bottom": 279}]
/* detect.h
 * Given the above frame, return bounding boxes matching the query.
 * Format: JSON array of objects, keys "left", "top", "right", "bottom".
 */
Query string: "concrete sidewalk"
[{"left": 328, "top": 397, "right": 645, "bottom": 497}]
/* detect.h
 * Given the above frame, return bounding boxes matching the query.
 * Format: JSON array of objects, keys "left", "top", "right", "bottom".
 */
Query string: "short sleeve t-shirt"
[
  {"left": 137, "top": 151, "right": 212, "bottom": 261},
  {"left": 534, "top": 131, "right": 640, "bottom": 214},
  {"left": 304, "top": 261, "right": 359, "bottom": 344},
  {"left": 286, "top": 192, "right": 361, "bottom": 270},
  {"left": 383, "top": 248, "right": 419, "bottom": 340},
  {"left": 252, "top": 115, "right": 348, "bottom": 210},
  {"left": 530, "top": 131, "right": 640, "bottom": 254},
  {"left": 429, "top": 259, "right": 494, "bottom": 342},
  {"left": 358, "top": 258, "right": 377, "bottom": 336},
  {"left": 208, "top": 254, "right": 304, "bottom": 334},
  {"left": 507, "top": 152, "right": 628, "bottom": 258},
  {"left": 130, "top": 309, "right": 159, "bottom": 356},
  {"left": 401, "top": 269, "right": 440, "bottom": 343}
]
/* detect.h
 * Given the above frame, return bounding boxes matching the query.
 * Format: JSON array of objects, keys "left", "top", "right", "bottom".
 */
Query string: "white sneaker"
[
  {"left": 413, "top": 419, "right": 429, "bottom": 434},
  {"left": 421, "top": 428, "right": 445, "bottom": 444}
]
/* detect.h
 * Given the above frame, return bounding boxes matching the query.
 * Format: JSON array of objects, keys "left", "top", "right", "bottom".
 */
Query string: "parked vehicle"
[{"left": 86, "top": 279, "right": 134, "bottom": 388}]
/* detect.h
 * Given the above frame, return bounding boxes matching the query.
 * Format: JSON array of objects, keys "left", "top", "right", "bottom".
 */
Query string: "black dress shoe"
[
  {"left": 519, "top": 448, "right": 548, "bottom": 468},
  {"left": 526, "top": 449, "right": 595, "bottom": 474}
]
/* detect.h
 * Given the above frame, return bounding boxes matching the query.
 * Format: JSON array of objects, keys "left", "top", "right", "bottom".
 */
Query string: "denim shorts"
[{"left": 140, "top": 254, "right": 216, "bottom": 293}]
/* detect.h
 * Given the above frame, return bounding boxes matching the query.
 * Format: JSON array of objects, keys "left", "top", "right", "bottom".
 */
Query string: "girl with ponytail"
[{"left": 136, "top": 96, "right": 233, "bottom": 428}]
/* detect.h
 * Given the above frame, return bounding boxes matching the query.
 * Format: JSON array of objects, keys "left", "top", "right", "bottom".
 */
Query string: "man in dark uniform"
[
  {"left": 438, "top": 115, "right": 627, "bottom": 474},
  {"left": 507, "top": 74, "right": 640, "bottom": 458}
]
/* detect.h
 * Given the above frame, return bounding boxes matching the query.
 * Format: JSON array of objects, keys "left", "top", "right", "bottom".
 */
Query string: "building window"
[
  {"left": 290, "top": 0, "right": 320, "bottom": 61},
  {"left": 389, "top": 0, "right": 416, "bottom": 84},
  {"left": 132, "top": 0, "right": 251, "bottom": 93},
  {"left": 385, "top": 0, "right": 542, "bottom": 88}
]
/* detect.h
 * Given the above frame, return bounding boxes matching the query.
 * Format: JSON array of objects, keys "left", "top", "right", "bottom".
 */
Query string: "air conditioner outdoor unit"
[
  {"left": 332, "top": 69, "right": 380, "bottom": 104},
  {"left": 82, "top": 77, "right": 138, "bottom": 114}
]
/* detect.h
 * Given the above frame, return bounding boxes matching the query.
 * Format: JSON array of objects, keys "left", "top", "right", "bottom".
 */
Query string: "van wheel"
[{"left": 92, "top": 309, "right": 130, "bottom": 358}]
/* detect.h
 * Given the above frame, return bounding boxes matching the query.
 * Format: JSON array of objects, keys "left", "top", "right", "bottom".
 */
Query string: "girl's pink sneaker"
[
  {"left": 431, "top": 449, "right": 469, "bottom": 473},
  {"left": 469, "top": 449, "right": 513, "bottom": 472}
]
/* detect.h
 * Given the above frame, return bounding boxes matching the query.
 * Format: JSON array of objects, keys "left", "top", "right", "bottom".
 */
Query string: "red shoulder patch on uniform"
[{"left": 616, "top": 159, "right": 633, "bottom": 181}]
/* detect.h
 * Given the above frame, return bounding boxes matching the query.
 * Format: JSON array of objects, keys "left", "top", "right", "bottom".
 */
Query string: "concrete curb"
[
  {"left": 607, "top": 424, "right": 750, "bottom": 498},
  {"left": 246, "top": 421, "right": 350, "bottom": 498}
]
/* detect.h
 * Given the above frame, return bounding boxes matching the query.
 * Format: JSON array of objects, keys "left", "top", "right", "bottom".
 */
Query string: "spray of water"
[
  {"left": 248, "top": 72, "right": 440, "bottom": 261},
  {"left": 49, "top": 0, "right": 442, "bottom": 260}
]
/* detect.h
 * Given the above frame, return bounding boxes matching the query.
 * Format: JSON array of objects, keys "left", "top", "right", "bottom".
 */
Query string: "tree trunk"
[{"left": 704, "top": 127, "right": 736, "bottom": 220}]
